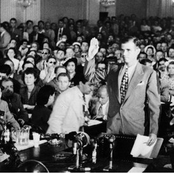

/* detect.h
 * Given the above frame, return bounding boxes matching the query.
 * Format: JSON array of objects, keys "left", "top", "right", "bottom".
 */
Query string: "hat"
[
  {"left": 144, "top": 45, "right": 156, "bottom": 55},
  {"left": 56, "top": 40, "right": 65, "bottom": 47},
  {"left": 63, "top": 58, "right": 77, "bottom": 67},
  {"left": 72, "top": 42, "right": 81, "bottom": 47}
]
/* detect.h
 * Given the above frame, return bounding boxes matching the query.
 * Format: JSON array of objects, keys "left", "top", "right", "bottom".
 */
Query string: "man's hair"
[
  {"left": 36, "top": 85, "right": 55, "bottom": 105},
  {"left": 0, "top": 23, "right": 7, "bottom": 30},
  {"left": 98, "top": 85, "right": 108, "bottom": 95},
  {"left": 138, "top": 52, "right": 147, "bottom": 59},
  {"left": 10, "top": 18, "right": 17, "bottom": 23},
  {"left": 0, "top": 64, "right": 11, "bottom": 76},
  {"left": 77, "top": 75, "right": 89, "bottom": 85},
  {"left": 140, "top": 58, "right": 152, "bottom": 65},
  {"left": 57, "top": 73, "right": 70, "bottom": 81},
  {"left": 55, "top": 66, "right": 67, "bottom": 74},
  {"left": 121, "top": 36, "right": 141, "bottom": 47},
  {"left": 22, "top": 61, "right": 35, "bottom": 70}
]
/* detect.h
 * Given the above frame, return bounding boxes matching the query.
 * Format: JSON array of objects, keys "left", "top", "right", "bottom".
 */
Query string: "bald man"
[{"left": 89, "top": 85, "right": 109, "bottom": 121}]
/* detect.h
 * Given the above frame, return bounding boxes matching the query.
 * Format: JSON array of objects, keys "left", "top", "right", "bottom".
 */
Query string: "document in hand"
[{"left": 130, "top": 134, "right": 163, "bottom": 159}]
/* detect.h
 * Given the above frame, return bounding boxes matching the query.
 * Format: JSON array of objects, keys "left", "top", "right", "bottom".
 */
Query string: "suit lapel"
[{"left": 124, "top": 63, "right": 144, "bottom": 102}]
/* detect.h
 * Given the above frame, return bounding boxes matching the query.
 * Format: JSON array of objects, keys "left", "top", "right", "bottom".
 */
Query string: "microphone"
[{"left": 65, "top": 131, "right": 77, "bottom": 141}]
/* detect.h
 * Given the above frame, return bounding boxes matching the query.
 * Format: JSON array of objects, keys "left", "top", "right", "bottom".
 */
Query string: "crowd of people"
[{"left": 0, "top": 14, "right": 174, "bottom": 144}]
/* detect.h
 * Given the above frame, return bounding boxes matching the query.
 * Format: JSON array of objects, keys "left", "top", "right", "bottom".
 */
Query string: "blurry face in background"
[
  {"left": 80, "top": 53, "right": 87, "bottom": 64},
  {"left": 155, "top": 51, "right": 164, "bottom": 61},
  {"left": 43, "top": 43, "right": 49, "bottom": 49},
  {"left": 156, "top": 43, "right": 162, "bottom": 51},
  {"left": 80, "top": 81, "right": 93, "bottom": 95},
  {"left": 41, "top": 49, "right": 50, "bottom": 60},
  {"left": 47, "top": 58, "right": 56, "bottom": 68},
  {"left": 81, "top": 42, "right": 89, "bottom": 53},
  {"left": 10, "top": 19, "right": 17, "bottom": 28},
  {"left": 138, "top": 53, "right": 147, "bottom": 62},
  {"left": 54, "top": 50, "right": 65, "bottom": 60},
  {"left": 0, "top": 73, "right": 7, "bottom": 81},
  {"left": 95, "top": 52, "right": 104, "bottom": 63},
  {"left": 98, "top": 88, "right": 109, "bottom": 105},
  {"left": 100, "top": 48, "right": 106, "bottom": 56},
  {"left": 161, "top": 42, "right": 168, "bottom": 52},
  {"left": 24, "top": 74, "right": 36, "bottom": 86},
  {"left": 115, "top": 49, "right": 123, "bottom": 60},
  {"left": 74, "top": 45, "right": 81, "bottom": 53},
  {"left": 66, "top": 62, "right": 76, "bottom": 74},
  {"left": 168, "top": 48, "right": 174, "bottom": 59},
  {"left": 31, "top": 43, "right": 38, "bottom": 51},
  {"left": 146, "top": 47, "right": 153, "bottom": 56},
  {"left": 158, "top": 60, "right": 166, "bottom": 72},
  {"left": 140, "top": 44, "right": 145, "bottom": 52},
  {"left": 2, "top": 80, "right": 14, "bottom": 97},
  {"left": 9, "top": 39, "right": 17, "bottom": 48},
  {"left": 7, "top": 49, "right": 15, "bottom": 59},
  {"left": 77, "top": 36, "right": 83, "bottom": 44},
  {"left": 168, "top": 64, "right": 174, "bottom": 76},
  {"left": 66, "top": 48, "right": 74, "bottom": 58}
]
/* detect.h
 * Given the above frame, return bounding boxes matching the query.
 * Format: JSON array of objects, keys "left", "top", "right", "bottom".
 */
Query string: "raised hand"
[{"left": 87, "top": 37, "right": 99, "bottom": 60}]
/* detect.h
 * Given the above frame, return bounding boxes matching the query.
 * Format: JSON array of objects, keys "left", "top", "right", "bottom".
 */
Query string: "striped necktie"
[{"left": 120, "top": 67, "right": 129, "bottom": 103}]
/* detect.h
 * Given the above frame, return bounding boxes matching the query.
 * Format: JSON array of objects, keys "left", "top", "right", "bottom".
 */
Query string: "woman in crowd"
[
  {"left": 5, "top": 47, "right": 20, "bottom": 73},
  {"left": 20, "top": 67, "right": 40, "bottom": 115},
  {"left": 64, "top": 58, "right": 84, "bottom": 87}
]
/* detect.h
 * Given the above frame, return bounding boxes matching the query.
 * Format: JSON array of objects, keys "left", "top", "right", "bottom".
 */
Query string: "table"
[{"left": 0, "top": 122, "right": 173, "bottom": 172}]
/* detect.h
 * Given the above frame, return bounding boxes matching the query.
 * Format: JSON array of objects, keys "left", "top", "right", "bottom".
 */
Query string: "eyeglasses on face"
[
  {"left": 42, "top": 52, "right": 48, "bottom": 55},
  {"left": 49, "top": 61, "right": 56, "bottom": 64},
  {"left": 81, "top": 54, "right": 87, "bottom": 58}
]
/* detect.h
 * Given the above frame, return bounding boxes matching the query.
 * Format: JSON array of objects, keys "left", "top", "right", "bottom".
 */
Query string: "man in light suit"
[
  {"left": 47, "top": 77, "right": 93, "bottom": 134},
  {"left": 107, "top": 36, "right": 161, "bottom": 146}
]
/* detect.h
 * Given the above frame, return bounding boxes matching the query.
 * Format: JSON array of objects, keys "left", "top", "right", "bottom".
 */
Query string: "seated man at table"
[
  {"left": 89, "top": 85, "right": 109, "bottom": 121},
  {"left": 47, "top": 77, "right": 93, "bottom": 134}
]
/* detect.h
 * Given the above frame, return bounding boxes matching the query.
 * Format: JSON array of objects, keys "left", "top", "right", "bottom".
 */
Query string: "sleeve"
[
  {"left": 147, "top": 70, "right": 161, "bottom": 135},
  {"left": 18, "top": 96, "right": 29, "bottom": 123},
  {"left": 5, "top": 102, "right": 20, "bottom": 130},
  {"left": 0, "top": 33, "right": 11, "bottom": 48},
  {"left": 83, "top": 58, "right": 96, "bottom": 82},
  {"left": 47, "top": 92, "right": 71, "bottom": 134}
]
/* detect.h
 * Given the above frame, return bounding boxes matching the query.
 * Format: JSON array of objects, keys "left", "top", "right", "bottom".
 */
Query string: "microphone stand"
[{"left": 103, "top": 135, "right": 117, "bottom": 171}]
